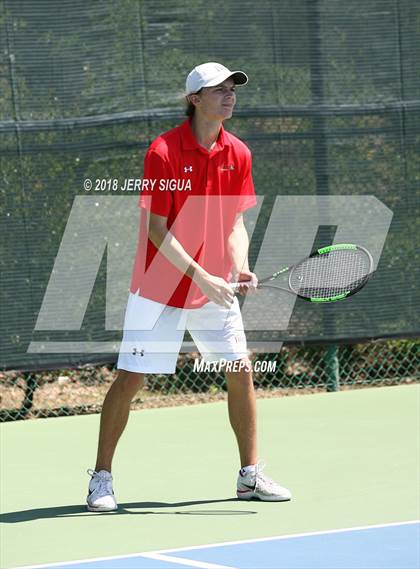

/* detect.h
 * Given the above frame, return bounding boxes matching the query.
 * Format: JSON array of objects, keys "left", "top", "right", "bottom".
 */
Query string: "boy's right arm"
[{"left": 148, "top": 211, "right": 234, "bottom": 308}]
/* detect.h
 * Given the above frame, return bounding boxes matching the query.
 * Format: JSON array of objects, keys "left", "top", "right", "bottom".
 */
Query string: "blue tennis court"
[
  {"left": 19, "top": 522, "right": 419, "bottom": 569},
  {"left": 3, "top": 386, "right": 419, "bottom": 569}
]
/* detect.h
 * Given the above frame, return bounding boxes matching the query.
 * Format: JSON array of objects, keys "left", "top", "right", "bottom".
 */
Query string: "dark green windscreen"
[{"left": 0, "top": 0, "right": 419, "bottom": 370}]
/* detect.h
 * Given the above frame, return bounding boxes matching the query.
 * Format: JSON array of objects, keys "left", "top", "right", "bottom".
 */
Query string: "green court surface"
[{"left": 1, "top": 384, "right": 419, "bottom": 569}]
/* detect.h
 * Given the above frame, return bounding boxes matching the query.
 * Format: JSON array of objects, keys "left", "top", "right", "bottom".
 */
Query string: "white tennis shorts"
[{"left": 117, "top": 292, "right": 248, "bottom": 374}]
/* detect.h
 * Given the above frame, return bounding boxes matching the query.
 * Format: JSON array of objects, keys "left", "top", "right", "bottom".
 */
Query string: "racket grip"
[{"left": 229, "top": 281, "right": 259, "bottom": 293}]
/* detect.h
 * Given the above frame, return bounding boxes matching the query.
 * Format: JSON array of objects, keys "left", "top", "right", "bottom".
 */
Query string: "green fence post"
[
  {"left": 325, "top": 344, "right": 340, "bottom": 392},
  {"left": 21, "top": 373, "right": 37, "bottom": 418}
]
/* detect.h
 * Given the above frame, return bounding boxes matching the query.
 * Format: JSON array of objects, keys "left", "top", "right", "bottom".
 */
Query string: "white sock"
[{"left": 240, "top": 464, "right": 257, "bottom": 477}]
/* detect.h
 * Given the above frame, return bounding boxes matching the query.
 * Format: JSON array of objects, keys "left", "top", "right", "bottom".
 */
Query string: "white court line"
[
  {"left": 13, "top": 520, "right": 420, "bottom": 569},
  {"left": 140, "top": 553, "right": 237, "bottom": 569}
]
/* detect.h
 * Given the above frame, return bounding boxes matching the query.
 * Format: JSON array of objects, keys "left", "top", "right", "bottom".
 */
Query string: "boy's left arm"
[{"left": 227, "top": 213, "right": 258, "bottom": 295}]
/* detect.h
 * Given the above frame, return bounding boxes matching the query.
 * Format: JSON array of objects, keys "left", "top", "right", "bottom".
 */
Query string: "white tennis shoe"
[
  {"left": 86, "top": 469, "right": 118, "bottom": 512},
  {"left": 236, "top": 462, "right": 292, "bottom": 502}
]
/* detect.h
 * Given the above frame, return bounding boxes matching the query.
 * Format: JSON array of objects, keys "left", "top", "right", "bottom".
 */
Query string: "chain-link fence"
[
  {"left": 1, "top": 339, "right": 418, "bottom": 422},
  {"left": 1, "top": 1, "right": 419, "bottom": 422}
]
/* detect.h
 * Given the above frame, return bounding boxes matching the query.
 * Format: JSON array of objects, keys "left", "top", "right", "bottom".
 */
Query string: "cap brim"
[
  {"left": 204, "top": 70, "right": 248, "bottom": 89},
  {"left": 230, "top": 71, "right": 248, "bottom": 85}
]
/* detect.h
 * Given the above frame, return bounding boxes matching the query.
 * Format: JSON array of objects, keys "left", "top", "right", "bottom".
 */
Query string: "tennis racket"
[{"left": 231, "top": 243, "right": 374, "bottom": 303}]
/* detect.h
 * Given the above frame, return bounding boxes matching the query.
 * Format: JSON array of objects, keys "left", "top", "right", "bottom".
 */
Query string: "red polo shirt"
[{"left": 130, "top": 119, "right": 257, "bottom": 308}]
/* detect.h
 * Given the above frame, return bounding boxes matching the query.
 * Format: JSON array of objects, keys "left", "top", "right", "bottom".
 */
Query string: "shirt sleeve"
[
  {"left": 138, "top": 149, "right": 172, "bottom": 217},
  {"left": 237, "top": 150, "right": 257, "bottom": 213}
]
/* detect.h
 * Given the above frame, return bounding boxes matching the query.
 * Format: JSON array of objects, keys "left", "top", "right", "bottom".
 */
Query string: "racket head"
[{"left": 288, "top": 244, "right": 374, "bottom": 302}]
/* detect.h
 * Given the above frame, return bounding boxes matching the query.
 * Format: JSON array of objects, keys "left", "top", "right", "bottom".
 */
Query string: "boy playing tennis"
[{"left": 86, "top": 62, "right": 292, "bottom": 511}]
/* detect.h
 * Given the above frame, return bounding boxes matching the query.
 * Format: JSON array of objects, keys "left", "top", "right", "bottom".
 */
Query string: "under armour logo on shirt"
[
  {"left": 184, "top": 166, "right": 193, "bottom": 173},
  {"left": 220, "top": 164, "right": 235, "bottom": 171}
]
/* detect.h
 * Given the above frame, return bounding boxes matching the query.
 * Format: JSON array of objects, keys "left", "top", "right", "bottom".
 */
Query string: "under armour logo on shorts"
[{"left": 132, "top": 348, "right": 145, "bottom": 356}]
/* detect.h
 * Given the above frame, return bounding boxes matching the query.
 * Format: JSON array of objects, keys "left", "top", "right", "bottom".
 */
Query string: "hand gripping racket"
[{"left": 231, "top": 244, "right": 374, "bottom": 303}]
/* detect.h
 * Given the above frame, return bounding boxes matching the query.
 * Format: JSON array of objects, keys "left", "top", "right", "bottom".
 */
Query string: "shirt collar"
[{"left": 180, "top": 119, "right": 231, "bottom": 152}]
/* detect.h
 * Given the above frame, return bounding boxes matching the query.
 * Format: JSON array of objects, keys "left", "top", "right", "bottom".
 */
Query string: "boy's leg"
[
  {"left": 187, "top": 299, "right": 292, "bottom": 501},
  {"left": 94, "top": 369, "right": 144, "bottom": 473},
  {"left": 224, "top": 361, "right": 258, "bottom": 468},
  {"left": 87, "top": 294, "right": 184, "bottom": 512},
  {"left": 187, "top": 298, "right": 256, "bottom": 466},
  {"left": 94, "top": 293, "right": 184, "bottom": 473},
  {"left": 225, "top": 360, "right": 292, "bottom": 501}
]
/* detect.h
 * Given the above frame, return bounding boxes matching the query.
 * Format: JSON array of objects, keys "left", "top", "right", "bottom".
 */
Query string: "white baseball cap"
[{"left": 186, "top": 62, "right": 248, "bottom": 95}]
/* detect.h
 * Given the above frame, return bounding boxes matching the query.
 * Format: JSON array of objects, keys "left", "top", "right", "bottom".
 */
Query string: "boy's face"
[{"left": 191, "top": 78, "right": 237, "bottom": 121}]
